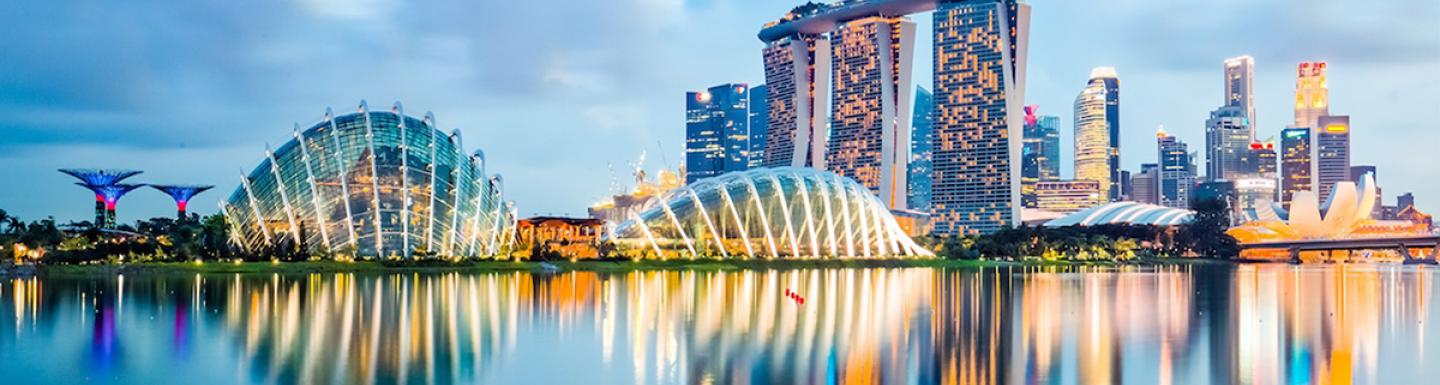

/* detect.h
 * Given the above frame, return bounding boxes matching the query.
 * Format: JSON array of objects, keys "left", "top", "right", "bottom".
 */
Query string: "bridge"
[{"left": 1239, "top": 235, "right": 1440, "bottom": 264}]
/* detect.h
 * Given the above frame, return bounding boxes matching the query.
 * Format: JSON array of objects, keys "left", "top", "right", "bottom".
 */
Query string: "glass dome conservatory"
[
  {"left": 222, "top": 101, "right": 516, "bottom": 259},
  {"left": 607, "top": 167, "right": 932, "bottom": 259}
]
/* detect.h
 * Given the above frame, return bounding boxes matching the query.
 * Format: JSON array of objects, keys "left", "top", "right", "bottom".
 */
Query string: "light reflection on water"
[{"left": 0, "top": 265, "right": 1434, "bottom": 384}]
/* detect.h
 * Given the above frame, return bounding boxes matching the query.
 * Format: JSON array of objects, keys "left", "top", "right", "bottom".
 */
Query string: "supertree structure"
[
  {"left": 150, "top": 184, "right": 214, "bottom": 220},
  {"left": 85, "top": 183, "right": 145, "bottom": 228},
  {"left": 59, "top": 169, "right": 143, "bottom": 227}
]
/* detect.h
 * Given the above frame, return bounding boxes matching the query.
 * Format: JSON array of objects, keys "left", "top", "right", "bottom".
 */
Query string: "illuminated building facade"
[
  {"left": 1280, "top": 127, "right": 1312, "bottom": 209},
  {"left": 1073, "top": 67, "right": 1120, "bottom": 202},
  {"left": 908, "top": 85, "right": 933, "bottom": 211},
  {"left": 1077, "top": 68, "right": 1117, "bottom": 203},
  {"left": 826, "top": 15, "right": 916, "bottom": 210},
  {"left": 1205, "top": 104, "right": 1251, "bottom": 181},
  {"left": 1235, "top": 177, "right": 1279, "bottom": 222},
  {"left": 607, "top": 167, "right": 931, "bottom": 259},
  {"left": 1033, "top": 180, "right": 1102, "bottom": 214},
  {"left": 686, "top": 83, "right": 751, "bottom": 183},
  {"left": 747, "top": 84, "right": 769, "bottom": 168},
  {"left": 761, "top": 33, "right": 831, "bottom": 169},
  {"left": 1224, "top": 55, "right": 1256, "bottom": 129},
  {"left": 515, "top": 216, "right": 605, "bottom": 259},
  {"left": 58, "top": 169, "right": 143, "bottom": 228},
  {"left": 1021, "top": 105, "right": 1061, "bottom": 207},
  {"left": 149, "top": 184, "right": 214, "bottom": 220},
  {"left": 1293, "top": 61, "right": 1329, "bottom": 129},
  {"left": 1157, "top": 130, "right": 1193, "bottom": 209},
  {"left": 221, "top": 101, "right": 516, "bottom": 259},
  {"left": 931, "top": 0, "right": 1030, "bottom": 234},
  {"left": 1316, "top": 115, "right": 1350, "bottom": 204}
]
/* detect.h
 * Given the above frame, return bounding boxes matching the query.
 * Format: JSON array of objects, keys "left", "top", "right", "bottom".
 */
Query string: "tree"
[{"left": 1182, "top": 197, "right": 1240, "bottom": 259}]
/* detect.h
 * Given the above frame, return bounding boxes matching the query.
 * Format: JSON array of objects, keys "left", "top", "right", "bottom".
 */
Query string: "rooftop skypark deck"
[{"left": 758, "top": 0, "right": 936, "bottom": 42}]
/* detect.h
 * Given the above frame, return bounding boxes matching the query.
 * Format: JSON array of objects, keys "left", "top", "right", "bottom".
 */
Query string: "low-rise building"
[{"left": 515, "top": 217, "right": 606, "bottom": 259}]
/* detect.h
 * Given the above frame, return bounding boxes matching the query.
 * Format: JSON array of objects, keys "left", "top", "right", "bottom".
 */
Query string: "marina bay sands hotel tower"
[{"left": 759, "top": 0, "right": 1030, "bottom": 235}]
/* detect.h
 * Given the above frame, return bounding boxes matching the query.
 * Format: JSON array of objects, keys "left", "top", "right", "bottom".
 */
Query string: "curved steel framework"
[
  {"left": 1043, "top": 201, "right": 1195, "bottom": 227},
  {"left": 221, "top": 101, "right": 516, "bottom": 259},
  {"left": 608, "top": 167, "right": 931, "bottom": 259}
]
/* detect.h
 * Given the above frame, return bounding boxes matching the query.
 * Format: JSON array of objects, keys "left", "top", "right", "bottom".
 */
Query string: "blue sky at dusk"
[{"left": 1, "top": 0, "right": 1436, "bottom": 223}]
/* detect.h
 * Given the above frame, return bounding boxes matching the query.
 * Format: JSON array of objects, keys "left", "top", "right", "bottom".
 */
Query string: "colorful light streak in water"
[{"left": 0, "top": 266, "right": 1435, "bottom": 384}]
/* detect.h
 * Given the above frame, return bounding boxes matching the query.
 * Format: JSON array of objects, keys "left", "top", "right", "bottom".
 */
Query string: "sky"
[{"left": 1, "top": 0, "right": 1437, "bottom": 224}]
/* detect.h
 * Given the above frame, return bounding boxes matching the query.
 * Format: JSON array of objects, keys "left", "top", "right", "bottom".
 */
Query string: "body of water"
[{"left": 0, "top": 264, "right": 1435, "bottom": 384}]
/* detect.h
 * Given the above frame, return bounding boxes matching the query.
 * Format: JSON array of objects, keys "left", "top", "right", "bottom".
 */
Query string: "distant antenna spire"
[{"left": 655, "top": 140, "right": 672, "bottom": 171}]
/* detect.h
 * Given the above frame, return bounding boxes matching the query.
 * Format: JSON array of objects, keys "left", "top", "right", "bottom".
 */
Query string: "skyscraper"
[
  {"left": 931, "top": 0, "right": 1030, "bottom": 235},
  {"left": 1021, "top": 105, "right": 1060, "bottom": 207},
  {"left": 747, "top": 84, "right": 769, "bottom": 168},
  {"left": 762, "top": 33, "right": 831, "bottom": 168},
  {"left": 1205, "top": 105, "right": 1251, "bottom": 181},
  {"left": 1224, "top": 55, "right": 1256, "bottom": 131},
  {"left": 685, "top": 83, "right": 750, "bottom": 183},
  {"left": 1157, "top": 129, "right": 1193, "bottom": 209},
  {"left": 1280, "top": 127, "right": 1312, "bottom": 209},
  {"left": 1131, "top": 163, "right": 1159, "bottom": 205},
  {"left": 827, "top": 15, "right": 917, "bottom": 209},
  {"left": 909, "top": 86, "right": 934, "bottom": 211},
  {"left": 1294, "top": 61, "right": 1329, "bottom": 129},
  {"left": 1074, "top": 67, "right": 1120, "bottom": 201},
  {"left": 1316, "top": 115, "right": 1351, "bottom": 204}
]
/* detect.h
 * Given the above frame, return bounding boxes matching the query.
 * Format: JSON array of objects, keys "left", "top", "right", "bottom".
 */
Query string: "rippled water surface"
[{"left": 0, "top": 265, "right": 1436, "bottom": 384}]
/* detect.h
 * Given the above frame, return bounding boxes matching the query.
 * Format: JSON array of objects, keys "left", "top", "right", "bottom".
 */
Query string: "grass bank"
[{"left": 9, "top": 256, "right": 1230, "bottom": 277}]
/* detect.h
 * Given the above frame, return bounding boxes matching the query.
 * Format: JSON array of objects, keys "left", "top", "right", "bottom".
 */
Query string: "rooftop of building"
[{"left": 758, "top": 0, "right": 936, "bottom": 42}]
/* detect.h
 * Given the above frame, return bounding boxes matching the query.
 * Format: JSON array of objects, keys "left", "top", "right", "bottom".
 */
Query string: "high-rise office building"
[
  {"left": 931, "top": 0, "right": 1030, "bottom": 235},
  {"left": 1244, "top": 141, "right": 1278, "bottom": 178},
  {"left": 1316, "top": 115, "right": 1350, "bottom": 204},
  {"left": 685, "top": 83, "right": 750, "bottom": 183},
  {"left": 747, "top": 84, "right": 768, "bottom": 168},
  {"left": 1157, "top": 129, "right": 1193, "bottom": 209},
  {"left": 827, "top": 15, "right": 917, "bottom": 209},
  {"left": 1294, "top": 61, "right": 1329, "bottom": 129},
  {"left": 1224, "top": 55, "right": 1256, "bottom": 132},
  {"left": 909, "top": 86, "right": 934, "bottom": 211},
  {"left": 1279, "top": 127, "right": 1313, "bottom": 210},
  {"left": 1074, "top": 67, "right": 1120, "bottom": 201},
  {"left": 1021, "top": 105, "right": 1060, "bottom": 207},
  {"left": 1205, "top": 105, "right": 1251, "bottom": 181},
  {"left": 1131, "top": 163, "right": 1159, "bottom": 205},
  {"left": 762, "top": 33, "right": 831, "bottom": 168}
]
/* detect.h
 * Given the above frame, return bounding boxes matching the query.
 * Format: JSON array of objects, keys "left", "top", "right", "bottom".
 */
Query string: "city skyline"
[{"left": 2, "top": 0, "right": 1436, "bottom": 224}]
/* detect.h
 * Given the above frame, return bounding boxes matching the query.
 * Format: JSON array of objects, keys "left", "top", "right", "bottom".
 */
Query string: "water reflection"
[{"left": 0, "top": 265, "right": 1435, "bottom": 384}]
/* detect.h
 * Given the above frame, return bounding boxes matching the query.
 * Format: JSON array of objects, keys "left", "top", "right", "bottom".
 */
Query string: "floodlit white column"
[
  {"left": 295, "top": 125, "right": 334, "bottom": 251},
  {"left": 359, "top": 101, "right": 385, "bottom": 257},
  {"left": 686, "top": 187, "right": 728, "bottom": 259},
  {"left": 717, "top": 182, "right": 754, "bottom": 259},
  {"left": 240, "top": 172, "right": 272, "bottom": 244},
  {"left": 743, "top": 178, "right": 780, "bottom": 258},
  {"left": 766, "top": 173, "right": 802, "bottom": 258},
  {"left": 266, "top": 146, "right": 304, "bottom": 247},
  {"left": 326, "top": 108, "right": 359, "bottom": 248}
]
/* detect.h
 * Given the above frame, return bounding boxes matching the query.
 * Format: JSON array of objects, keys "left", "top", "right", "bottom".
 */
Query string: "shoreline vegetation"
[
  {"left": 9, "top": 257, "right": 1241, "bottom": 278},
  {"left": 2, "top": 198, "right": 1246, "bottom": 277}
]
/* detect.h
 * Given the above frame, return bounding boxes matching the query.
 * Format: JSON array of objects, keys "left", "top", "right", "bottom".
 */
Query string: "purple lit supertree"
[
  {"left": 59, "top": 169, "right": 143, "bottom": 228},
  {"left": 83, "top": 183, "right": 145, "bottom": 228},
  {"left": 149, "top": 185, "right": 214, "bottom": 220}
]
